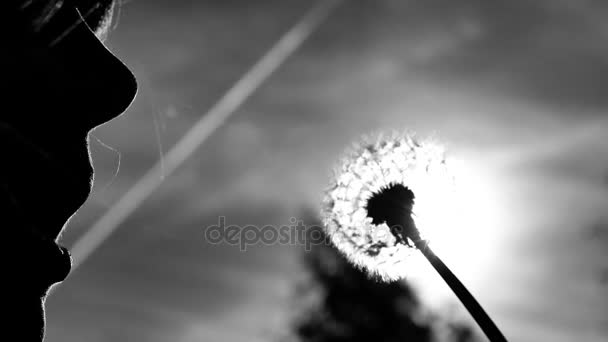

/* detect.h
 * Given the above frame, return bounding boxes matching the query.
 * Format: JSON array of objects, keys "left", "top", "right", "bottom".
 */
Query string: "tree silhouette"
[{"left": 288, "top": 209, "right": 479, "bottom": 342}]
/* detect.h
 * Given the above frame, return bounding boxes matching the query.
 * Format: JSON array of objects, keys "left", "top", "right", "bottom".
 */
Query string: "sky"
[{"left": 46, "top": 0, "right": 607, "bottom": 341}]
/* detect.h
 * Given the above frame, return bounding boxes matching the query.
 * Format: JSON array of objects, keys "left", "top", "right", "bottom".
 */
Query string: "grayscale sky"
[{"left": 46, "top": 1, "right": 608, "bottom": 341}]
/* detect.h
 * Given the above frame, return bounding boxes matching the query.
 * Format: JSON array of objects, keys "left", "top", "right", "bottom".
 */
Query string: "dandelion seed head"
[{"left": 321, "top": 131, "right": 454, "bottom": 281}]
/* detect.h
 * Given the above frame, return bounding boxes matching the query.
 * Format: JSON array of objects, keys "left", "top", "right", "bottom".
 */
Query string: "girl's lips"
[{"left": 0, "top": 123, "right": 93, "bottom": 241}]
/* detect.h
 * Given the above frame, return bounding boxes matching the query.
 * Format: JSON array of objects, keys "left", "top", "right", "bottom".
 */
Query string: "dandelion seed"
[
  {"left": 321, "top": 132, "right": 451, "bottom": 281},
  {"left": 321, "top": 131, "right": 508, "bottom": 342}
]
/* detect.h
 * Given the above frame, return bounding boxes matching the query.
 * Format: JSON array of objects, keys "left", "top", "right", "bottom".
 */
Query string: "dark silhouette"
[
  {"left": 289, "top": 210, "right": 480, "bottom": 342},
  {"left": 2, "top": 1, "right": 136, "bottom": 340},
  {"left": 366, "top": 183, "right": 418, "bottom": 246}
]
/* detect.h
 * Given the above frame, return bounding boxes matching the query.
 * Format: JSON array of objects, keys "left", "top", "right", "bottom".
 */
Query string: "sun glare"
[{"left": 408, "top": 156, "right": 504, "bottom": 304}]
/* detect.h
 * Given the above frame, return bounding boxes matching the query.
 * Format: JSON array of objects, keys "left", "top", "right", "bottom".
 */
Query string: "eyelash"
[{"left": 23, "top": 1, "right": 114, "bottom": 41}]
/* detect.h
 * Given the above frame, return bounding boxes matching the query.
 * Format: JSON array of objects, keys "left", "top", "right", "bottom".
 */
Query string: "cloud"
[{"left": 48, "top": 0, "right": 608, "bottom": 341}]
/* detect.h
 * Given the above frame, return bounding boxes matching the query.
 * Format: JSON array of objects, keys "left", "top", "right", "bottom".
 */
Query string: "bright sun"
[{"left": 407, "top": 156, "right": 505, "bottom": 304}]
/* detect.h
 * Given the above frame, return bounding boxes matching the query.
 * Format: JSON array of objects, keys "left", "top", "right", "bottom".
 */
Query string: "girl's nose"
[{"left": 51, "top": 6, "right": 138, "bottom": 129}]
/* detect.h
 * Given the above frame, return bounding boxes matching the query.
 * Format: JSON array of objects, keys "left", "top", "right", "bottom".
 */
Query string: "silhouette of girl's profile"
[{"left": 2, "top": 1, "right": 137, "bottom": 340}]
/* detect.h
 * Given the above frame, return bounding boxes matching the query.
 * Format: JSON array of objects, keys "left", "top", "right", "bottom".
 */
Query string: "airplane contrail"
[{"left": 70, "top": 0, "right": 346, "bottom": 270}]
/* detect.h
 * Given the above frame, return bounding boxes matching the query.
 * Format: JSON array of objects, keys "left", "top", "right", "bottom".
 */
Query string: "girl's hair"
[{"left": 10, "top": 0, "right": 116, "bottom": 41}]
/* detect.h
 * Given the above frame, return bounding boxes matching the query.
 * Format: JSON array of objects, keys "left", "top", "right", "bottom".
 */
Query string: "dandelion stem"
[{"left": 414, "top": 240, "right": 508, "bottom": 342}]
